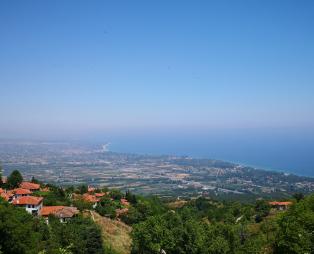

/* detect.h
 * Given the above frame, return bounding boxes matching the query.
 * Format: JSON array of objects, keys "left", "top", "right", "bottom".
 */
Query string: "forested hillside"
[
  {"left": 1, "top": 176, "right": 313, "bottom": 254},
  {"left": 119, "top": 193, "right": 313, "bottom": 254}
]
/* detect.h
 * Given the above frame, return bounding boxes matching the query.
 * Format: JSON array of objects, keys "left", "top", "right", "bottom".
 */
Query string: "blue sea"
[{"left": 93, "top": 128, "right": 314, "bottom": 177}]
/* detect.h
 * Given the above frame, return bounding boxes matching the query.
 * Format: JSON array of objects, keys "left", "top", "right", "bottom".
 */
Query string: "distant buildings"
[{"left": 269, "top": 201, "right": 293, "bottom": 210}]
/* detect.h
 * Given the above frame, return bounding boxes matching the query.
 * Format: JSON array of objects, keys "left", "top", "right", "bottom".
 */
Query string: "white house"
[
  {"left": 12, "top": 196, "right": 43, "bottom": 215},
  {"left": 12, "top": 188, "right": 32, "bottom": 199}
]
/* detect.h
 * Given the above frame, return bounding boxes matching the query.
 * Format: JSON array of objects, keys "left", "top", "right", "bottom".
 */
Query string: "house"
[
  {"left": 13, "top": 188, "right": 32, "bottom": 198},
  {"left": 88, "top": 186, "right": 96, "bottom": 193},
  {"left": 12, "top": 196, "right": 43, "bottom": 215},
  {"left": 20, "top": 182, "right": 40, "bottom": 192},
  {"left": 0, "top": 188, "right": 3, "bottom": 194},
  {"left": 269, "top": 201, "right": 292, "bottom": 211},
  {"left": 0, "top": 191, "right": 14, "bottom": 202},
  {"left": 82, "top": 193, "right": 100, "bottom": 208},
  {"left": 95, "top": 193, "right": 106, "bottom": 198},
  {"left": 120, "top": 198, "right": 130, "bottom": 206},
  {"left": 40, "top": 206, "right": 79, "bottom": 223}
]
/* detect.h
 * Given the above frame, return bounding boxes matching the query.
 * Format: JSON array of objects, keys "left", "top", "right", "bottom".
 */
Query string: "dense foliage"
[
  {"left": 129, "top": 195, "right": 314, "bottom": 254},
  {"left": 6, "top": 170, "right": 23, "bottom": 189},
  {"left": 0, "top": 198, "right": 103, "bottom": 254}
]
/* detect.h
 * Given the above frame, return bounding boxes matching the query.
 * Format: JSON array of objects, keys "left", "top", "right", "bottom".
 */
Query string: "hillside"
[
  {"left": 1, "top": 169, "right": 314, "bottom": 254},
  {"left": 85, "top": 210, "right": 132, "bottom": 254}
]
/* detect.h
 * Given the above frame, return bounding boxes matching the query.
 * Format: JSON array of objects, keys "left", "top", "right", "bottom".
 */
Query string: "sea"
[{"left": 93, "top": 128, "right": 314, "bottom": 177}]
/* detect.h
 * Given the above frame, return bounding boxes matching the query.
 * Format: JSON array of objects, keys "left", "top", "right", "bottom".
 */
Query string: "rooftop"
[
  {"left": 83, "top": 194, "right": 100, "bottom": 203},
  {"left": 13, "top": 188, "right": 32, "bottom": 195},
  {"left": 20, "top": 182, "right": 40, "bottom": 190},
  {"left": 269, "top": 201, "right": 293, "bottom": 206},
  {"left": 41, "top": 206, "right": 79, "bottom": 218},
  {"left": 12, "top": 196, "right": 43, "bottom": 205}
]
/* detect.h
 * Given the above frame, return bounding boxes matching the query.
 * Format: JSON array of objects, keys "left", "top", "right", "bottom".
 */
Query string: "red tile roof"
[
  {"left": 1, "top": 192, "right": 13, "bottom": 201},
  {"left": 20, "top": 182, "right": 40, "bottom": 190},
  {"left": 40, "top": 206, "right": 79, "bottom": 218},
  {"left": 40, "top": 206, "right": 65, "bottom": 216},
  {"left": 55, "top": 207, "right": 79, "bottom": 218},
  {"left": 13, "top": 188, "right": 32, "bottom": 195},
  {"left": 83, "top": 194, "right": 100, "bottom": 203},
  {"left": 120, "top": 198, "right": 130, "bottom": 206},
  {"left": 269, "top": 201, "right": 293, "bottom": 206},
  {"left": 12, "top": 196, "right": 43, "bottom": 205},
  {"left": 0, "top": 188, "right": 3, "bottom": 194},
  {"left": 95, "top": 193, "right": 105, "bottom": 197}
]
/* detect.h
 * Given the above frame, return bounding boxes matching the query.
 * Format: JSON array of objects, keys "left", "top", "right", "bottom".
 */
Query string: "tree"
[
  {"left": 72, "top": 199, "right": 93, "bottom": 211},
  {"left": 274, "top": 194, "right": 314, "bottom": 254},
  {"left": 109, "top": 189, "right": 123, "bottom": 200},
  {"left": 78, "top": 185, "right": 88, "bottom": 194},
  {"left": 31, "top": 176, "right": 40, "bottom": 184},
  {"left": 7, "top": 170, "right": 23, "bottom": 189},
  {"left": 0, "top": 199, "right": 45, "bottom": 253},
  {"left": 126, "top": 190, "right": 137, "bottom": 204},
  {"left": 254, "top": 200, "right": 270, "bottom": 223},
  {"left": 292, "top": 192, "right": 304, "bottom": 202}
]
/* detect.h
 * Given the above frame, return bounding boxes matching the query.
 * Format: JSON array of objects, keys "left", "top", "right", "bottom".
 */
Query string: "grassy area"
[
  {"left": 85, "top": 211, "right": 132, "bottom": 254},
  {"left": 32, "top": 191, "right": 50, "bottom": 197},
  {"left": 167, "top": 200, "right": 188, "bottom": 209}
]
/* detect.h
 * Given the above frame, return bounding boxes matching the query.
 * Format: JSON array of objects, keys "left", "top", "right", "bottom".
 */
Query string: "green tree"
[
  {"left": 254, "top": 200, "right": 270, "bottom": 223},
  {"left": 292, "top": 192, "right": 304, "bottom": 202},
  {"left": 109, "top": 189, "right": 123, "bottom": 200},
  {"left": 78, "top": 185, "right": 88, "bottom": 194},
  {"left": 72, "top": 199, "right": 93, "bottom": 211},
  {"left": 274, "top": 194, "right": 314, "bottom": 254},
  {"left": 7, "top": 170, "right": 23, "bottom": 189},
  {"left": 125, "top": 190, "right": 137, "bottom": 204},
  {"left": 31, "top": 176, "right": 40, "bottom": 184},
  {"left": 0, "top": 198, "right": 46, "bottom": 253}
]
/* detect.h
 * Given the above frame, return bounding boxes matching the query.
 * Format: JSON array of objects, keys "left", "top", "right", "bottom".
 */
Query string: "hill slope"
[{"left": 86, "top": 210, "right": 132, "bottom": 254}]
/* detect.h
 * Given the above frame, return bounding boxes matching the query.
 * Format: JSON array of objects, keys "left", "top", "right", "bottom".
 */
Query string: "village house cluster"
[
  {"left": 0, "top": 176, "right": 130, "bottom": 223},
  {"left": 0, "top": 178, "right": 79, "bottom": 222}
]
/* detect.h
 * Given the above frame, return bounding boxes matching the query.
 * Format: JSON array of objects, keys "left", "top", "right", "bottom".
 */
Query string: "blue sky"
[{"left": 0, "top": 0, "right": 314, "bottom": 138}]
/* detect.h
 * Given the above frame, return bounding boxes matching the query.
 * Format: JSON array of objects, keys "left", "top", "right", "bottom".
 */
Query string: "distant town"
[{"left": 1, "top": 141, "right": 313, "bottom": 201}]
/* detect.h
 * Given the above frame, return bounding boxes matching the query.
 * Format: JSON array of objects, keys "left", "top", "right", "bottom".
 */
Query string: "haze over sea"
[{"left": 85, "top": 128, "right": 314, "bottom": 178}]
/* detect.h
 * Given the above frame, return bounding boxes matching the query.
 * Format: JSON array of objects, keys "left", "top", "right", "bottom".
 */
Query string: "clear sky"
[{"left": 0, "top": 0, "right": 314, "bottom": 139}]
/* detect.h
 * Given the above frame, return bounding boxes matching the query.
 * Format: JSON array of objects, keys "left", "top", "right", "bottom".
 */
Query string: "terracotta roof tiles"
[
  {"left": 269, "top": 201, "right": 293, "bottom": 206},
  {"left": 20, "top": 182, "right": 40, "bottom": 190},
  {"left": 13, "top": 188, "right": 32, "bottom": 195},
  {"left": 40, "top": 206, "right": 79, "bottom": 218},
  {"left": 12, "top": 196, "right": 43, "bottom": 205}
]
